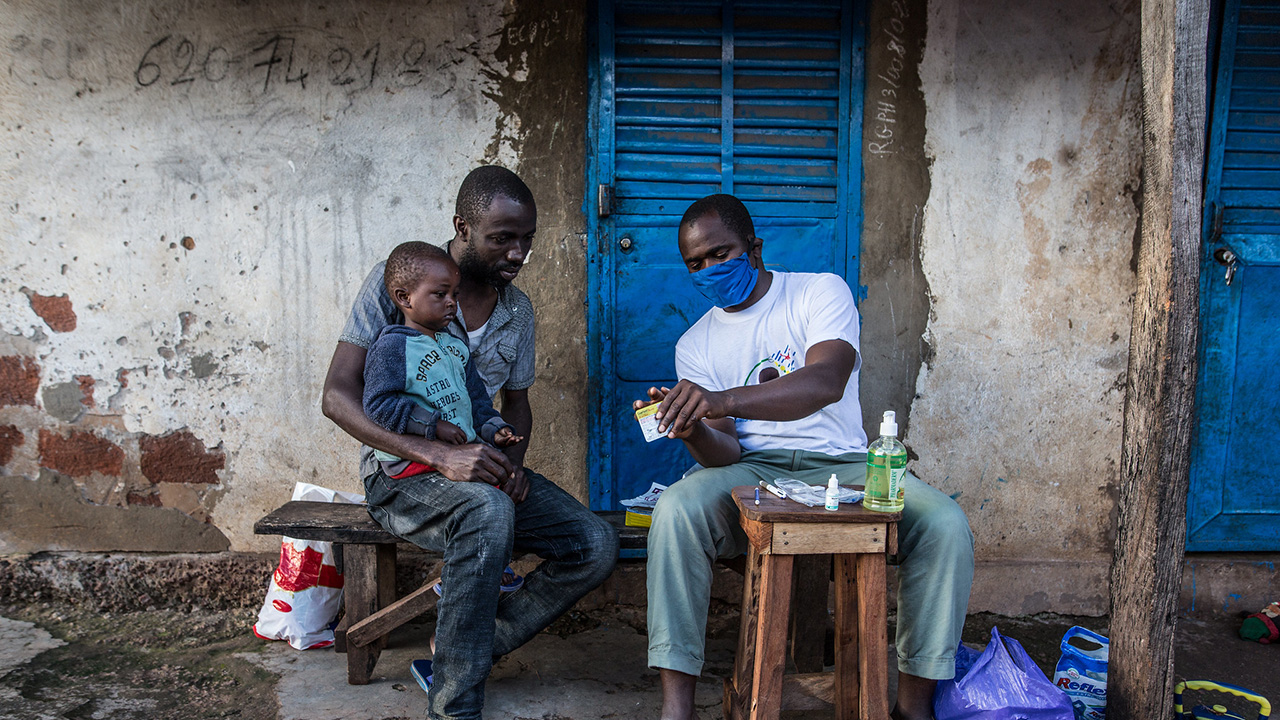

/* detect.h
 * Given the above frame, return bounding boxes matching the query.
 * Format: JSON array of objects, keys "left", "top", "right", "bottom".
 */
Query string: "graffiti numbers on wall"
[
  {"left": 132, "top": 33, "right": 435, "bottom": 94},
  {"left": 867, "top": 1, "right": 911, "bottom": 157}
]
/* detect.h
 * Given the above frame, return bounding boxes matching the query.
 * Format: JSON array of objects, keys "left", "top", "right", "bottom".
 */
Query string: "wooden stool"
[{"left": 723, "top": 486, "right": 900, "bottom": 720}]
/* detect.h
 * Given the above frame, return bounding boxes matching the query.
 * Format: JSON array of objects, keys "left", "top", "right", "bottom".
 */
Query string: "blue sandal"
[{"left": 410, "top": 659, "right": 433, "bottom": 693}]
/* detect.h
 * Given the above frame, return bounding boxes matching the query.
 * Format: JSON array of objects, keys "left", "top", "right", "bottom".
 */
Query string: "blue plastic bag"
[{"left": 934, "top": 627, "right": 1076, "bottom": 720}]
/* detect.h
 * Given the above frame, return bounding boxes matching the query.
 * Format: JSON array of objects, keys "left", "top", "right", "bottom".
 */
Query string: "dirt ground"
[
  {"left": 0, "top": 601, "right": 1275, "bottom": 720},
  {"left": 0, "top": 604, "right": 276, "bottom": 720}
]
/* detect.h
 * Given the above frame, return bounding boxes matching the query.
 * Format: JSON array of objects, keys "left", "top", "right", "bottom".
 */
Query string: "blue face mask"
[{"left": 690, "top": 254, "right": 759, "bottom": 308}]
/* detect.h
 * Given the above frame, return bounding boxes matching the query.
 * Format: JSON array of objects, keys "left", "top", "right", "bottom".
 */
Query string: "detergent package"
[
  {"left": 1053, "top": 626, "right": 1109, "bottom": 720},
  {"left": 252, "top": 482, "right": 364, "bottom": 650}
]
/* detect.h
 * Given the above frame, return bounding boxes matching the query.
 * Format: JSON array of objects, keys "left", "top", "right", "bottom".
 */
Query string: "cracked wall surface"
[{"left": 0, "top": 0, "right": 571, "bottom": 552}]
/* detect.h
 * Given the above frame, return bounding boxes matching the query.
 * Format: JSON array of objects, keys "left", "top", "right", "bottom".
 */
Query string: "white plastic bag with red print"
[{"left": 253, "top": 482, "right": 365, "bottom": 650}]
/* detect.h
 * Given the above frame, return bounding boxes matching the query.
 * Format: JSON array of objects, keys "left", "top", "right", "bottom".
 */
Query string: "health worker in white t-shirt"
[{"left": 635, "top": 194, "right": 974, "bottom": 720}]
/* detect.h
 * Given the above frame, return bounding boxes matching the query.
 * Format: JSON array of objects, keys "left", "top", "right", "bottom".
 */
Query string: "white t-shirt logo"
[{"left": 744, "top": 345, "right": 798, "bottom": 385}]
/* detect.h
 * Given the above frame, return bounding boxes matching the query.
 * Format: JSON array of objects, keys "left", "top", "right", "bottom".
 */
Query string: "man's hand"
[
  {"left": 499, "top": 466, "right": 531, "bottom": 503},
  {"left": 432, "top": 443, "right": 515, "bottom": 487},
  {"left": 492, "top": 426, "right": 525, "bottom": 448},
  {"left": 436, "top": 420, "right": 467, "bottom": 445},
  {"left": 645, "top": 380, "right": 733, "bottom": 438}
]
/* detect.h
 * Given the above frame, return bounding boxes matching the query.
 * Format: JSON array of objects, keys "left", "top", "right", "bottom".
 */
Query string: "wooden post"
[{"left": 1109, "top": 0, "right": 1208, "bottom": 717}]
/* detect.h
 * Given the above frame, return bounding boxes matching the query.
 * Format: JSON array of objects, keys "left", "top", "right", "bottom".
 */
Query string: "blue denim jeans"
[{"left": 363, "top": 467, "right": 619, "bottom": 720}]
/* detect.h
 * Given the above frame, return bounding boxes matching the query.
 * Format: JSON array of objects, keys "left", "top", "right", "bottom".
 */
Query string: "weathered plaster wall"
[
  {"left": 485, "top": 0, "right": 590, "bottom": 502},
  {"left": 0, "top": 0, "right": 589, "bottom": 553},
  {"left": 858, "top": 0, "right": 932, "bottom": 438},
  {"left": 910, "top": 0, "right": 1141, "bottom": 614}
]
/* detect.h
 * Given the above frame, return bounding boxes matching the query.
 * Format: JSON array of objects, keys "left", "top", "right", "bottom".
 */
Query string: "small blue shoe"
[
  {"left": 409, "top": 659, "right": 433, "bottom": 694},
  {"left": 430, "top": 566, "right": 524, "bottom": 597}
]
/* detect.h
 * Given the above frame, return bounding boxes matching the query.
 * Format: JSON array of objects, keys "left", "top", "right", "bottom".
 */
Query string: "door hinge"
[
  {"left": 1209, "top": 201, "right": 1223, "bottom": 245},
  {"left": 597, "top": 184, "right": 613, "bottom": 218}
]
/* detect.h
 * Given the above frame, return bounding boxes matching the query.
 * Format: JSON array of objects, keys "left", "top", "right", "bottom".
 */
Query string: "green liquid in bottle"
[{"left": 863, "top": 411, "right": 907, "bottom": 513}]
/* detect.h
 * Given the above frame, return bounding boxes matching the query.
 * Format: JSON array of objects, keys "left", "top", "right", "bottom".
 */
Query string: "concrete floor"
[{"left": 0, "top": 604, "right": 1276, "bottom": 720}]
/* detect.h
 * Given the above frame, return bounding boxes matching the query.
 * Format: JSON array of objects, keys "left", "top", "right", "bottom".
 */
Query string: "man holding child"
[
  {"left": 638, "top": 194, "right": 975, "bottom": 720},
  {"left": 322, "top": 166, "right": 618, "bottom": 720}
]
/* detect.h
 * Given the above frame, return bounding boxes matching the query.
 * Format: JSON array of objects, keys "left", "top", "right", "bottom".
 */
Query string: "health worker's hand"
[
  {"left": 633, "top": 386, "right": 671, "bottom": 410},
  {"left": 646, "top": 380, "right": 733, "bottom": 439}
]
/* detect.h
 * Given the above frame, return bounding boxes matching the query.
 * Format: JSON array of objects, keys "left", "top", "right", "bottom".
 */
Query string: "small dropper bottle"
[{"left": 824, "top": 473, "right": 840, "bottom": 511}]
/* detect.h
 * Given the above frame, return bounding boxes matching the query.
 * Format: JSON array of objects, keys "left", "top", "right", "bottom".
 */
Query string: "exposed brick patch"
[
  {"left": 0, "top": 425, "right": 24, "bottom": 466},
  {"left": 38, "top": 428, "right": 124, "bottom": 476},
  {"left": 28, "top": 292, "right": 77, "bottom": 332},
  {"left": 0, "top": 356, "right": 40, "bottom": 407},
  {"left": 140, "top": 429, "right": 224, "bottom": 484},
  {"left": 75, "top": 375, "right": 95, "bottom": 407},
  {"left": 126, "top": 491, "right": 163, "bottom": 507}
]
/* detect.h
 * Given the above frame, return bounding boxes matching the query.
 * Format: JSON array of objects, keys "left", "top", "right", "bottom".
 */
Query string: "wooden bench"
[
  {"left": 254, "top": 500, "right": 840, "bottom": 689},
  {"left": 254, "top": 500, "right": 646, "bottom": 684}
]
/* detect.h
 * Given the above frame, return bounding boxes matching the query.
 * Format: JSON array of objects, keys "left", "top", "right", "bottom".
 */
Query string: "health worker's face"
[{"left": 677, "top": 212, "right": 759, "bottom": 273}]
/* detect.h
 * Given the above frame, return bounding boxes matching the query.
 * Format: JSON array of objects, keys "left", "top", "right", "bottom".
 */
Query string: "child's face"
[{"left": 399, "top": 261, "right": 461, "bottom": 333}]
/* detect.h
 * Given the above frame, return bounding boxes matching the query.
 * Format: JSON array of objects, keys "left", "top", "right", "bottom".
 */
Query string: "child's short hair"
[{"left": 384, "top": 241, "right": 456, "bottom": 294}]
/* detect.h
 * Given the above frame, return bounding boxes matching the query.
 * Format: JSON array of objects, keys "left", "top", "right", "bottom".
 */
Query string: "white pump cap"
[{"left": 880, "top": 411, "right": 898, "bottom": 437}]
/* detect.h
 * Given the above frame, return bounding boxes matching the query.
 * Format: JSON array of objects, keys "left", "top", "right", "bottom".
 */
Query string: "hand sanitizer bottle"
[
  {"left": 824, "top": 473, "right": 841, "bottom": 511},
  {"left": 864, "top": 411, "right": 907, "bottom": 512}
]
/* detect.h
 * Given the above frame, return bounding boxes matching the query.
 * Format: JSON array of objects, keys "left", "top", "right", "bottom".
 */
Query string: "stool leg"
[
  {"left": 834, "top": 554, "right": 861, "bottom": 720},
  {"left": 727, "top": 545, "right": 764, "bottom": 720},
  {"left": 749, "top": 553, "right": 793, "bottom": 720},
  {"left": 789, "top": 554, "right": 830, "bottom": 673},
  {"left": 856, "top": 553, "right": 890, "bottom": 720}
]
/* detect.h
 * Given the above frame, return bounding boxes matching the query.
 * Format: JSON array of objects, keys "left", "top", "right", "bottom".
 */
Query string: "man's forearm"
[
  {"left": 322, "top": 381, "right": 451, "bottom": 467},
  {"left": 721, "top": 365, "right": 848, "bottom": 422},
  {"left": 682, "top": 420, "right": 741, "bottom": 468}
]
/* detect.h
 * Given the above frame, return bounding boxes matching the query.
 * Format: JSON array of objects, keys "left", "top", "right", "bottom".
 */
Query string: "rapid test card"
[{"left": 635, "top": 403, "right": 664, "bottom": 442}]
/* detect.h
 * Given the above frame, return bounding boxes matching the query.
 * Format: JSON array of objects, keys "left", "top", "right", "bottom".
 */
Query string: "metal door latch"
[
  {"left": 619, "top": 236, "right": 633, "bottom": 251},
  {"left": 1213, "top": 247, "right": 1238, "bottom": 286}
]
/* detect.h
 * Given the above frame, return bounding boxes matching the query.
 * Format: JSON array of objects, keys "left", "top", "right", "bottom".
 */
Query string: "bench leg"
[{"left": 343, "top": 543, "right": 396, "bottom": 684}]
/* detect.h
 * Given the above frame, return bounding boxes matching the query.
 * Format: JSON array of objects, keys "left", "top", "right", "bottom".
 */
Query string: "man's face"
[
  {"left": 677, "top": 212, "right": 758, "bottom": 273},
  {"left": 456, "top": 194, "right": 537, "bottom": 288}
]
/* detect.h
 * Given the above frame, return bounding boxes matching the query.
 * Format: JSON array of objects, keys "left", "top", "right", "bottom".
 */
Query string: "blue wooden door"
[
  {"left": 1187, "top": 0, "right": 1280, "bottom": 550},
  {"left": 586, "top": 0, "right": 865, "bottom": 510}
]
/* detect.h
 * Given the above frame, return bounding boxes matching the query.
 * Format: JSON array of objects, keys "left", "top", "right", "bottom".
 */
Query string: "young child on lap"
[
  {"left": 362, "top": 241, "right": 523, "bottom": 474},
  {"left": 362, "top": 241, "right": 525, "bottom": 603}
]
